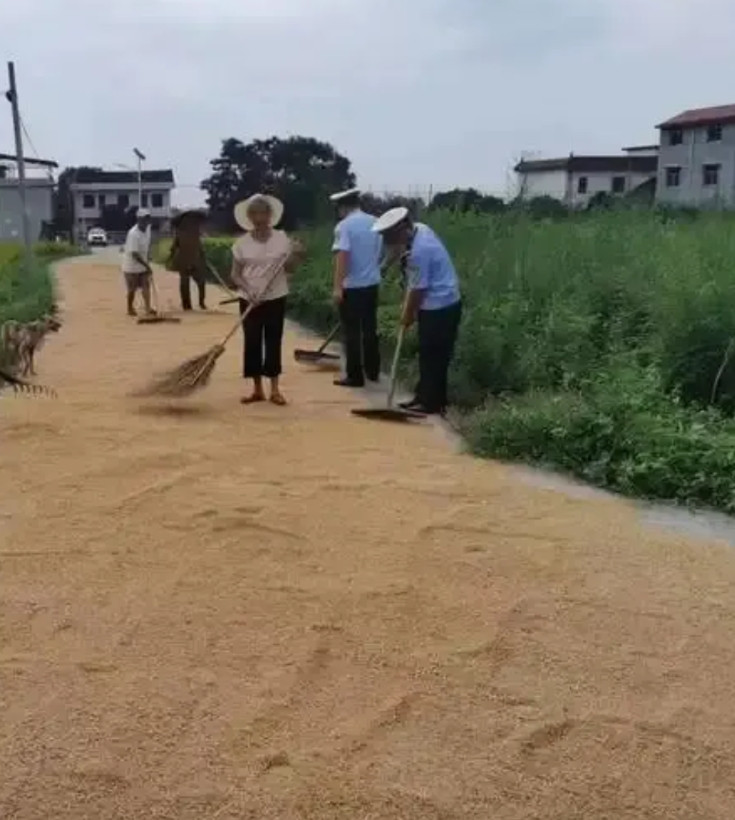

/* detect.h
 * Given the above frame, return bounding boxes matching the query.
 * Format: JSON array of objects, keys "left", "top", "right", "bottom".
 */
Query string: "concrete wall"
[
  {"left": 568, "top": 170, "right": 654, "bottom": 207},
  {"left": 656, "top": 122, "right": 735, "bottom": 207},
  {"left": 0, "top": 180, "right": 54, "bottom": 242},
  {"left": 518, "top": 168, "right": 654, "bottom": 207}
]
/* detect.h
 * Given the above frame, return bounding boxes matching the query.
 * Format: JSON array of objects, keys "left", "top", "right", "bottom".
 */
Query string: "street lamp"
[{"left": 133, "top": 147, "right": 145, "bottom": 208}]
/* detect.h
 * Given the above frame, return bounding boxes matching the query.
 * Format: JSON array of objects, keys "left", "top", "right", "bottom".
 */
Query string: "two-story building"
[
  {"left": 655, "top": 105, "right": 735, "bottom": 208},
  {"left": 514, "top": 148, "right": 658, "bottom": 208},
  {"left": 69, "top": 168, "right": 175, "bottom": 240}
]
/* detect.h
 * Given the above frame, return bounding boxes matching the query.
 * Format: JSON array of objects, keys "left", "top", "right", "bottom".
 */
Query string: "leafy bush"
[{"left": 0, "top": 241, "right": 77, "bottom": 365}]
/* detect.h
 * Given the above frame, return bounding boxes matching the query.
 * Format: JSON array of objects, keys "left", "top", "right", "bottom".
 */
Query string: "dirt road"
[{"left": 3, "top": 256, "right": 735, "bottom": 819}]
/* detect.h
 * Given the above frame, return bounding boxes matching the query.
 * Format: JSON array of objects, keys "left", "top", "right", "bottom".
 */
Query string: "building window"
[
  {"left": 82, "top": 193, "right": 95, "bottom": 209},
  {"left": 118, "top": 193, "right": 130, "bottom": 208},
  {"left": 611, "top": 176, "right": 626, "bottom": 194},
  {"left": 707, "top": 123, "right": 723, "bottom": 142},
  {"left": 703, "top": 164, "right": 720, "bottom": 186},
  {"left": 577, "top": 176, "right": 588, "bottom": 194},
  {"left": 151, "top": 193, "right": 163, "bottom": 208},
  {"left": 141, "top": 193, "right": 149, "bottom": 207},
  {"left": 98, "top": 194, "right": 106, "bottom": 207},
  {"left": 665, "top": 167, "right": 681, "bottom": 188},
  {"left": 668, "top": 128, "right": 683, "bottom": 146}
]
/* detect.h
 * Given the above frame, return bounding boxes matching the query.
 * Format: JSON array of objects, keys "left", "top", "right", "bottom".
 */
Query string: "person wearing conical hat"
[
  {"left": 372, "top": 206, "right": 462, "bottom": 416},
  {"left": 167, "top": 208, "right": 208, "bottom": 311},
  {"left": 329, "top": 187, "right": 384, "bottom": 388},
  {"left": 230, "top": 194, "right": 305, "bottom": 406}
]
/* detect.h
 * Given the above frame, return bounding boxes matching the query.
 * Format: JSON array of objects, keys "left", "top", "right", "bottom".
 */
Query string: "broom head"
[
  {"left": 130, "top": 344, "right": 225, "bottom": 398},
  {"left": 0, "top": 369, "right": 57, "bottom": 398},
  {"left": 137, "top": 314, "right": 181, "bottom": 325}
]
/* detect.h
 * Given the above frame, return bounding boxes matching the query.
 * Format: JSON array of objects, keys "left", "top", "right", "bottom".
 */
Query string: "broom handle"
[
  {"left": 386, "top": 287, "right": 413, "bottom": 408},
  {"left": 386, "top": 326, "right": 405, "bottom": 409},
  {"left": 316, "top": 323, "right": 340, "bottom": 354},
  {"left": 216, "top": 259, "right": 288, "bottom": 348},
  {"left": 206, "top": 261, "right": 238, "bottom": 299}
]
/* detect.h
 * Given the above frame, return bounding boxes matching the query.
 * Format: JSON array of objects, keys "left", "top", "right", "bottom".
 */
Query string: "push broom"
[
  {"left": 350, "top": 290, "right": 425, "bottom": 423},
  {"left": 136, "top": 269, "right": 182, "bottom": 325}
]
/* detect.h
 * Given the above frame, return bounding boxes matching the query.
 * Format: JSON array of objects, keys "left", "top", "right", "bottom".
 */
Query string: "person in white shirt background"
[
  {"left": 329, "top": 187, "right": 384, "bottom": 387},
  {"left": 121, "top": 208, "right": 154, "bottom": 317},
  {"left": 230, "top": 194, "right": 305, "bottom": 407}
]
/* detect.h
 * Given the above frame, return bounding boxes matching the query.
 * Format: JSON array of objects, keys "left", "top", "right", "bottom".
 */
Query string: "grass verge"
[{"left": 158, "top": 211, "right": 735, "bottom": 513}]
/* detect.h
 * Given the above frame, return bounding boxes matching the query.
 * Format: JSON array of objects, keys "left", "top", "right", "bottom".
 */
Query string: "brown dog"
[
  {"left": 17, "top": 315, "right": 61, "bottom": 376},
  {"left": 0, "top": 320, "right": 23, "bottom": 373}
]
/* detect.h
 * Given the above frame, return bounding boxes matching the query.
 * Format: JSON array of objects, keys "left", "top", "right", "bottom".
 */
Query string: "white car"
[{"left": 87, "top": 227, "right": 108, "bottom": 247}]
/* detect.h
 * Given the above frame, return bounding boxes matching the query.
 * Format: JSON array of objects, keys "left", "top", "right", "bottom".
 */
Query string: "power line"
[{"left": 19, "top": 114, "right": 41, "bottom": 160}]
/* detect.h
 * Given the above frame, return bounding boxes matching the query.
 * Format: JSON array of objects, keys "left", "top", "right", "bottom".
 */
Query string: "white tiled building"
[
  {"left": 69, "top": 168, "right": 175, "bottom": 239},
  {"left": 514, "top": 148, "right": 658, "bottom": 208}
]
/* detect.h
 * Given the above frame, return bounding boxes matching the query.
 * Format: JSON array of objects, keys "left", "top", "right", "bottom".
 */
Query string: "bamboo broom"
[{"left": 131, "top": 255, "right": 288, "bottom": 399}]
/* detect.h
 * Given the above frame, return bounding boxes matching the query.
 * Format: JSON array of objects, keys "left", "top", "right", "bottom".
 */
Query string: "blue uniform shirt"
[
  {"left": 405, "top": 223, "right": 461, "bottom": 311},
  {"left": 332, "top": 209, "right": 383, "bottom": 289}
]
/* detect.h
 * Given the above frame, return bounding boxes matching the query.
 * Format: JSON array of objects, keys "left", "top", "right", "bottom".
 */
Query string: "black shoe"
[
  {"left": 366, "top": 373, "right": 380, "bottom": 383},
  {"left": 199, "top": 303, "right": 207, "bottom": 310},
  {"left": 182, "top": 305, "right": 193, "bottom": 312},
  {"left": 334, "top": 377, "right": 364, "bottom": 388}
]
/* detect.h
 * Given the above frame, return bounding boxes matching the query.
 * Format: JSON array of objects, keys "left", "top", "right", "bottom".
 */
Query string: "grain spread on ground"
[{"left": 2, "top": 255, "right": 735, "bottom": 819}]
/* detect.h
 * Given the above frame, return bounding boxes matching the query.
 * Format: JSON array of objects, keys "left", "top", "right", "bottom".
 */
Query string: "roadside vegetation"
[{"left": 158, "top": 208, "right": 735, "bottom": 513}]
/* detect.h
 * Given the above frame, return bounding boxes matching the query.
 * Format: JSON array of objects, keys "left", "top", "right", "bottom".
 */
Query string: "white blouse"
[{"left": 231, "top": 229, "right": 292, "bottom": 302}]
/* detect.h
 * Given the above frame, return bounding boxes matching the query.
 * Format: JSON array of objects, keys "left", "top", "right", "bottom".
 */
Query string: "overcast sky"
[{"left": 2, "top": 0, "right": 735, "bottom": 206}]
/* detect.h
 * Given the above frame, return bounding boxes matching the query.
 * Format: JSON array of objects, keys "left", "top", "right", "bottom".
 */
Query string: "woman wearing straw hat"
[
  {"left": 230, "top": 193, "right": 305, "bottom": 406},
  {"left": 167, "top": 208, "right": 208, "bottom": 311}
]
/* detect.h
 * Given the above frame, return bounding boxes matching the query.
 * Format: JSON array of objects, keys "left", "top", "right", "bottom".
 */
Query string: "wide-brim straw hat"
[{"left": 234, "top": 194, "right": 284, "bottom": 231}]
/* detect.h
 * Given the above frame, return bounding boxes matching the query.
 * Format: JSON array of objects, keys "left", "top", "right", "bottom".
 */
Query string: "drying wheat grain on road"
[{"left": 3, "top": 254, "right": 735, "bottom": 819}]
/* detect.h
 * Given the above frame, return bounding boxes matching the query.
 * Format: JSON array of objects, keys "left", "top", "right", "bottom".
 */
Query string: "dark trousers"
[
  {"left": 239, "top": 297, "right": 286, "bottom": 379},
  {"left": 339, "top": 285, "right": 380, "bottom": 384},
  {"left": 179, "top": 269, "right": 206, "bottom": 310},
  {"left": 416, "top": 301, "right": 462, "bottom": 413}
]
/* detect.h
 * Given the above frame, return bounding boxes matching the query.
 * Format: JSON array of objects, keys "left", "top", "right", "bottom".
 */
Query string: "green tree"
[
  {"left": 201, "top": 136, "right": 356, "bottom": 231},
  {"left": 430, "top": 188, "right": 505, "bottom": 214}
]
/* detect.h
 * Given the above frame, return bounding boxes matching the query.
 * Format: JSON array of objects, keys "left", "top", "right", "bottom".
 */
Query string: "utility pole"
[
  {"left": 6, "top": 61, "right": 32, "bottom": 268},
  {"left": 133, "top": 147, "right": 145, "bottom": 209}
]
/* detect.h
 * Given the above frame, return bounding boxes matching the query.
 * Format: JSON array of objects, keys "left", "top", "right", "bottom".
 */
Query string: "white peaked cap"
[
  {"left": 372, "top": 206, "right": 409, "bottom": 233},
  {"left": 329, "top": 187, "right": 360, "bottom": 202}
]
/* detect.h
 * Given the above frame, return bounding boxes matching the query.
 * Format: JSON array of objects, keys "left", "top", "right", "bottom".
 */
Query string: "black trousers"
[
  {"left": 239, "top": 297, "right": 286, "bottom": 379},
  {"left": 339, "top": 285, "right": 380, "bottom": 384},
  {"left": 416, "top": 301, "right": 462, "bottom": 413},
  {"left": 179, "top": 268, "right": 206, "bottom": 310}
]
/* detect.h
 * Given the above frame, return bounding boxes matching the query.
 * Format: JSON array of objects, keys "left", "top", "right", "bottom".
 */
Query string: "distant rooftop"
[
  {"left": 0, "top": 152, "right": 58, "bottom": 168},
  {"left": 72, "top": 168, "right": 175, "bottom": 185},
  {"left": 515, "top": 155, "right": 657, "bottom": 174},
  {"left": 657, "top": 104, "right": 735, "bottom": 129}
]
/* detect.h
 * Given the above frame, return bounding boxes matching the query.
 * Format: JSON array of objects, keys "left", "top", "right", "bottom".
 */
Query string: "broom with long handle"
[{"left": 131, "top": 257, "right": 287, "bottom": 399}]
